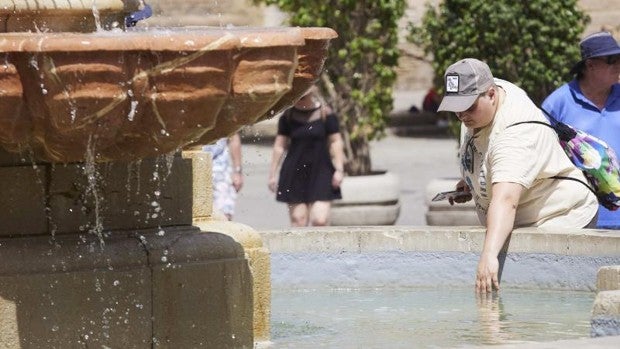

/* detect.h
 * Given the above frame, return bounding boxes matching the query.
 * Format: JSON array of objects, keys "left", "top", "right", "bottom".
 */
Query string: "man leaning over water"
[{"left": 437, "top": 58, "right": 598, "bottom": 293}]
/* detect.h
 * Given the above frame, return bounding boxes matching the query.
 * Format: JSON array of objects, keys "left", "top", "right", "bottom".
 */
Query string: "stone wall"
[{"left": 146, "top": 0, "right": 265, "bottom": 26}]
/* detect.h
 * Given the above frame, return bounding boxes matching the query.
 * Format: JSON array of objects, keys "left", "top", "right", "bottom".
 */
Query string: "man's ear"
[{"left": 487, "top": 87, "right": 496, "bottom": 99}]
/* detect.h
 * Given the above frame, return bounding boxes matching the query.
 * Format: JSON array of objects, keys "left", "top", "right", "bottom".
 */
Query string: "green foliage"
[
  {"left": 409, "top": 0, "right": 589, "bottom": 105},
  {"left": 254, "top": 0, "right": 406, "bottom": 175}
]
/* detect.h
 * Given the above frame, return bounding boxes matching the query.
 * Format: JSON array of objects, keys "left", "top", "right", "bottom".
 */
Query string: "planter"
[
  {"left": 425, "top": 177, "right": 480, "bottom": 226},
  {"left": 331, "top": 171, "right": 401, "bottom": 226}
]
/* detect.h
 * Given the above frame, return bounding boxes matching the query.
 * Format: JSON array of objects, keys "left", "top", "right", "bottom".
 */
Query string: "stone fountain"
[{"left": 0, "top": 1, "right": 336, "bottom": 347}]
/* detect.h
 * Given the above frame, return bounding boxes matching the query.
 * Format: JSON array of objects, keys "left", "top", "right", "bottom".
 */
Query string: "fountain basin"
[
  {"left": 260, "top": 226, "right": 620, "bottom": 348},
  {"left": 0, "top": 26, "right": 337, "bottom": 163},
  {"left": 0, "top": 0, "right": 140, "bottom": 32}
]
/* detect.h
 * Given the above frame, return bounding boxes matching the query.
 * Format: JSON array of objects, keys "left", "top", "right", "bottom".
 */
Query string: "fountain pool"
[
  {"left": 259, "top": 226, "right": 620, "bottom": 348},
  {"left": 270, "top": 287, "right": 593, "bottom": 348}
]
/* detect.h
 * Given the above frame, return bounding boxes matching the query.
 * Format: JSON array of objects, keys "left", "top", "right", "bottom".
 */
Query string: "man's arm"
[{"left": 476, "top": 181, "right": 523, "bottom": 293}]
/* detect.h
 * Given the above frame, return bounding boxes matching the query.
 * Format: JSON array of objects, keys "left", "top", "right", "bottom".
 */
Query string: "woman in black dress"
[{"left": 268, "top": 87, "right": 345, "bottom": 226}]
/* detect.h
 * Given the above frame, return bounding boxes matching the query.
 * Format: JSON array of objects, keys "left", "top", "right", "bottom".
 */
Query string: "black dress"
[{"left": 276, "top": 107, "right": 342, "bottom": 203}]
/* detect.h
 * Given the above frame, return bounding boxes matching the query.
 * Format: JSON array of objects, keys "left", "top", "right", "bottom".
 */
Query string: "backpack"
[{"left": 508, "top": 108, "right": 620, "bottom": 211}]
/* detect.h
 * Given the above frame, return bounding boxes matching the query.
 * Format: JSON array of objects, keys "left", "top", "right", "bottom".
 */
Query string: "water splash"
[
  {"left": 21, "top": 145, "right": 61, "bottom": 241},
  {"left": 162, "top": 151, "right": 176, "bottom": 180},
  {"left": 91, "top": 1, "right": 103, "bottom": 32},
  {"left": 146, "top": 160, "right": 163, "bottom": 223},
  {"left": 83, "top": 135, "right": 105, "bottom": 246},
  {"left": 125, "top": 159, "right": 143, "bottom": 199},
  {"left": 126, "top": 87, "right": 138, "bottom": 122}
]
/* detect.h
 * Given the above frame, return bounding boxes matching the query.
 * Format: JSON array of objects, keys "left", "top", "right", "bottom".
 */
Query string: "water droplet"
[
  {"left": 161, "top": 256, "right": 168, "bottom": 263},
  {"left": 157, "top": 229, "right": 165, "bottom": 236},
  {"left": 113, "top": 280, "right": 120, "bottom": 286}
]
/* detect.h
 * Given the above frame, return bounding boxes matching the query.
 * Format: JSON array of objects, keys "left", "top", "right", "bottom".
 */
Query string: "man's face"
[
  {"left": 589, "top": 54, "right": 620, "bottom": 86},
  {"left": 454, "top": 88, "right": 497, "bottom": 129}
]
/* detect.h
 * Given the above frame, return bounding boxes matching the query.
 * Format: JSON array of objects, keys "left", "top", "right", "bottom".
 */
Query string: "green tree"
[
  {"left": 253, "top": 0, "right": 406, "bottom": 175},
  {"left": 409, "top": 0, "right": 589, "bottom": 105}
]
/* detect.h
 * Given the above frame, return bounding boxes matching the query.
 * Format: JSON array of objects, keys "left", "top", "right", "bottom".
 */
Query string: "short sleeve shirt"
[{"left": 460, "top": 79, "right": 598, "bottom": 228}]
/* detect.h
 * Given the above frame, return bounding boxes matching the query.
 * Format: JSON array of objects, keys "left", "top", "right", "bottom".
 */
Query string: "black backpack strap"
[
  {"left": 507, "top": 120, "right": 555, "bottom": 130},
  {"left": 551, "top": 175, "right": 598, "bottom": 197}
]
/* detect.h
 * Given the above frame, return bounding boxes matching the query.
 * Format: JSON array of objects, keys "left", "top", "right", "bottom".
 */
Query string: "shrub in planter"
[
  {"left": 253, "top": 0, "right": 407, "bottom": 225},
  {"left": 408, "top": 0, "right": 589, "bottom": 106},
  {"left": 253, "top": 0, "right": 406, "bottom": 175}
]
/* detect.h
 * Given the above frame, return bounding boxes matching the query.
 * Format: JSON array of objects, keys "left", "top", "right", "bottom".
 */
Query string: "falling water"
[
  {"left": 18, "top": 144, "right": 62, "bottom": 241},
  {"left": 147, "top": 160, "right": 163, "bottom": 222},
  {"left": 162, "top": 151, "right": 177, "bottom": 180},
  {"left": 83, "top": 135, "right": 105, "bottom": 246},
  {"left": 91, "top": 1, "right": 103, "bottom": 32},
  {"left": 125, "top": 159, "right": 143, "bottom": 200},
  {"left": 127, "top": 89, "right": 138, "bottom": 121}
]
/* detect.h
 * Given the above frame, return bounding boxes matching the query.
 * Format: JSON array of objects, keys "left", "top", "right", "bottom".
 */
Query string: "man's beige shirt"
[{"left": 459, "top": 79, "right": 598, "bottom": 228}]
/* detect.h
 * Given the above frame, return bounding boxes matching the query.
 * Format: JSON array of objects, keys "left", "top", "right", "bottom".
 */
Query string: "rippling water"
[{"left": 269, "top": 287, "right": 594, "bottom": 348}]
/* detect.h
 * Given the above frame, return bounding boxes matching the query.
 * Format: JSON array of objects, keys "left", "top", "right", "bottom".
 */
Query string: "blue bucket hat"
[{"left": 571, "top": 31, "right": 620, "bottom": 74}]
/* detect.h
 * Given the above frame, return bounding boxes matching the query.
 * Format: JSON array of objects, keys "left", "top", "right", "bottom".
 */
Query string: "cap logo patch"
[{"left": 446, "top": 74, "right": 459, "bottom": 93}]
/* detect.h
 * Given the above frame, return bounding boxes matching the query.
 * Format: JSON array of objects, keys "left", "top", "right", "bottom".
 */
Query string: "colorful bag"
[{"left": 509, "top": 109, "right": 620, "bottom": 211}]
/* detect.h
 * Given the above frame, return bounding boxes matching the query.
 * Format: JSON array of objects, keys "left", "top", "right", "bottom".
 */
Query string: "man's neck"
[{"left": 579, "top": 77, "right": 611, "bottom": 109}]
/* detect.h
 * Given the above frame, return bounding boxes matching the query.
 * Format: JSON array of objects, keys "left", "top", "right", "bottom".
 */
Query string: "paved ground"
[{"left": 233, "top": 122, "right": 460, "bottom": 230}]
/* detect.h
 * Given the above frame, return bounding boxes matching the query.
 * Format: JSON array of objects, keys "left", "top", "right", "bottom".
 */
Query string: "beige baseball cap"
[{"left": 437, "top": 58, "right": 494, "bottom": 112}]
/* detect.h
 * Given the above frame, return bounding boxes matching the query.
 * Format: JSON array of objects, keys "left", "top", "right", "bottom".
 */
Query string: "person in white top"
[{"left": 437, "top": 58, "right": 598, "bottom": 294}]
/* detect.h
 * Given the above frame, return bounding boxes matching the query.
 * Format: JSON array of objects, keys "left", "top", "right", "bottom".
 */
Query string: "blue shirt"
[{"left": 542, "top": 79, "right": 620, "bottom": 229}]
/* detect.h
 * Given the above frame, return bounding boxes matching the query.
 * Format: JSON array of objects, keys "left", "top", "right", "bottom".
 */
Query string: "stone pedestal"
[
  {"left": 591, "top": 265, "right": 620, "bottom": 337},
  {"left": 184, "top": 147, "right": 272, "bottom": 343},
  {"left": 0, "top": 154, "right": 255, "bottom": 348}
]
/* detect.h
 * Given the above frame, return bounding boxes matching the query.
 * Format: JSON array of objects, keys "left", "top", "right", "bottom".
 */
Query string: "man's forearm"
[{"left": 483, "top": 182, "right": 521, "bottom": 257}]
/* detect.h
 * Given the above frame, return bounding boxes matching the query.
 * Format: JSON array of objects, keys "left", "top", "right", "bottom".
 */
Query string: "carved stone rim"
[{"left": 0, "top": 26, "right": 335, "bottom": 52}]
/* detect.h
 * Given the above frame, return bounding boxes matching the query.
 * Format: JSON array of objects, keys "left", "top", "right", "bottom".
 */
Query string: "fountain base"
[{"left": 0, "top": 153, "right": 257, "bottom": 348}]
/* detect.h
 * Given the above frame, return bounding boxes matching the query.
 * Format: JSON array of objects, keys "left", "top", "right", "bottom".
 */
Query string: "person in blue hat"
[{"left": 543, "top": 31, "right": 620, "bottom": 229}]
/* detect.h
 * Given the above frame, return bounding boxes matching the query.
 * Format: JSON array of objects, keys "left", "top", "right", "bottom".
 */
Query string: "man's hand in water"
[{"left": 476, "top": 253, "right": 500, "bottom": 293}]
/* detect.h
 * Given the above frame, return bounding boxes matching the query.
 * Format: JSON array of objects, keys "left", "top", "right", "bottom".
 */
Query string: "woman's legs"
[
  {"left": 288, "top": 201, "right": 332, "bottom": 226},
  {"left": 288, "top": 203, "right": 310, "bottom": 227},
  {"left": 309, "top": 201, "right": 331, "bottom": 226}
]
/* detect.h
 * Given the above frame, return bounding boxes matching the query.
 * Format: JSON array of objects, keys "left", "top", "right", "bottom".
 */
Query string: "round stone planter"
[
  {"left": 331, "top": 171, "right": 401, "bottom": 226},
  {"left": 425, "top": 177, "right": 480, "bottom": 226}
]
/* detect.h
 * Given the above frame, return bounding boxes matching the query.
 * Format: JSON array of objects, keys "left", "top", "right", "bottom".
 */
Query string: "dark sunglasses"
[{"left": 598, "top": 54, "right": 620, "bottom": 65}]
